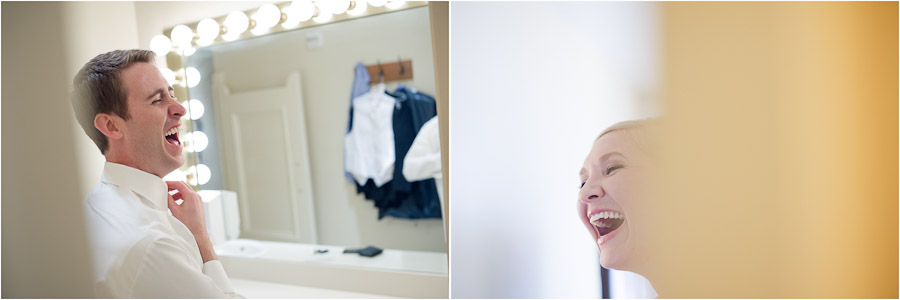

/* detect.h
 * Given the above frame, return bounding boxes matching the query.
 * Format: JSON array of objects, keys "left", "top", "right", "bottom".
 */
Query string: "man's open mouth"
[
  {"left": 165, "top": 126, "right": 181, "bottom": 146},
  {"left": 589, "top": 211, "right": 625, "bottom": 236}
]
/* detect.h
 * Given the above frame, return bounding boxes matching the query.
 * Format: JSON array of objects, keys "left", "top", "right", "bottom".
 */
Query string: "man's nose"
[{"left": 170, "top": 98, "right": 186, "bottom": 118}]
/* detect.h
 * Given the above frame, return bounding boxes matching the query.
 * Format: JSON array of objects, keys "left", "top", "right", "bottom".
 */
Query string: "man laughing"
[{"left": 71, "top": 49, "right": 242, "bottom": 298}]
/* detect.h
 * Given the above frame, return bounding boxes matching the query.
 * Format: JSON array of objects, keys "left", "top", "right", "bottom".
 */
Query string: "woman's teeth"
[
  {"left": 589, "top": 211, "right": 625, "bottom": 235},
  {"left": 589, "top": 211, "right": 623, "bottom": 222},
  {"left": 165, "top": 126, "right": 179, "bottom": 136}
]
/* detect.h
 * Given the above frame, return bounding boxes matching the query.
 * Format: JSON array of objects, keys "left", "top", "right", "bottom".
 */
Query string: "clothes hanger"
[
  {"left": 396, "top": 56, "right": 406, "bottom": 91},
  {"left": 377, "top": 60, "right": 385, "bottom": 86}
]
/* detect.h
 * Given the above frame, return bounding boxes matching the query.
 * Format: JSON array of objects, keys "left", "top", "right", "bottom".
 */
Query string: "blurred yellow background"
[{"left": 646, "top": 2, "right": 897, "bottom": 297}]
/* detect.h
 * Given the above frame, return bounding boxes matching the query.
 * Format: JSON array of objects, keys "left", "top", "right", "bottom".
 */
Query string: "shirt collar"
[{"left": 100, "top": 162, "right": 168, "bottom": 211}]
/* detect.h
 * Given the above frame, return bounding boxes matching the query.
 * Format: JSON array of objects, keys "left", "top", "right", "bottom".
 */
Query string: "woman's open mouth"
[{"left": 589, "top": 210, "right": 625, "bottom": 237}]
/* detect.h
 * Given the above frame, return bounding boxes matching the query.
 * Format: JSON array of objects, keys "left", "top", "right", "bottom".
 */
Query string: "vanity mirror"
[{"left": 148, "top": 1, "right": 447, "bottom": 281}]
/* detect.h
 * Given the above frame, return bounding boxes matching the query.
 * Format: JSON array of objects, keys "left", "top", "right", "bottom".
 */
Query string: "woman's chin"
[{"left": 599, "top": 251, "right": 626, "bottom": 271}]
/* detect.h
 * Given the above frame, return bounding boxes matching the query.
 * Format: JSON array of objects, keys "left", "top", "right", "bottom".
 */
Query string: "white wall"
[
  {"left": 131, "top": 3, "right": 445, "bottom": 252},
  {"left": 2, "top": 1, "right": 140, "bottom": 297},
  {"left": 449, "top": 2, "right": 660, "bottom": 298}
]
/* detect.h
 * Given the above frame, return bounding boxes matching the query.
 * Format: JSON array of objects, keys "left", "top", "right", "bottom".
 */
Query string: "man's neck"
[{"left": 105, "top": 154, "right": 163, "bottom": 178}]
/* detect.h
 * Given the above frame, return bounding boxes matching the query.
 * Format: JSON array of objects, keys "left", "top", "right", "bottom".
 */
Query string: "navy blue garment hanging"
[{"left": 355, "top": 86, "right": 441, "bottom": 219}]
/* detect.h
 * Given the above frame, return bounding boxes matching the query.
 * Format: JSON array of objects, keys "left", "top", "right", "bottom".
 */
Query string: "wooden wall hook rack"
[{"left": 365, "top": 60, "right": 413, "bottom": 84}]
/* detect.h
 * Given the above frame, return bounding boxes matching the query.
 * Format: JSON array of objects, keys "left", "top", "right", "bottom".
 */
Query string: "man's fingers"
[
  {"left": 165, "top": 180, "right": 192, "bottom": 191},
  {"left": 167, "top": 195, "right": 178, "bottom": 209}
]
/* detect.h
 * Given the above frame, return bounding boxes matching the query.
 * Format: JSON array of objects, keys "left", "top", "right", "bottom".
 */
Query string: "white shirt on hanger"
[
  {"left": 403, "top": 116, "right": 444, "bottom": 204},
  {"left": 402, "top": 116, "right": 442, "bottom": 181},
  {"left": 345, "top": 83, "right": 397, "bottom": 187},
  {"left": 83, "top": 162, "right": 243, "bottom": 298}
]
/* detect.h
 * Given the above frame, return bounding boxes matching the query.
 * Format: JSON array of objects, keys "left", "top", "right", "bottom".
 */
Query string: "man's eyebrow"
[
  {"left": 579, "top": 168, "right": 586, "bottom": 177},
  {"left": 145, "top": 86, "right": 175, "bottom": 101}
]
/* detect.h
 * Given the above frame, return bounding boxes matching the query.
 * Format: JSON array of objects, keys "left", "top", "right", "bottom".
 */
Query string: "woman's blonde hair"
[{"left": 596, "top": 119, "right": 657, "bottom": 155}]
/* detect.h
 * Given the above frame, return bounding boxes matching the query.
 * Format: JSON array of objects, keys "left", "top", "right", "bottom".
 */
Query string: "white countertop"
[
  {"left": 230, "top": 277, "right": 395, "bottom": 299},
  {"left": 217, "top": 239, "right": 448, "bottom": 275}
]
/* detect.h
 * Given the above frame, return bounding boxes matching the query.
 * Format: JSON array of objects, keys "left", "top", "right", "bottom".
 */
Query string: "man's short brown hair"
[{"left": 71, "top": 49, "right": 156, "bottom": 154}]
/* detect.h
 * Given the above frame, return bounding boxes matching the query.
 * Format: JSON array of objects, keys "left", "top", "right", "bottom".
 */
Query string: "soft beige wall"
[
  {"left": 646, "top": 2, "right": 898, "bottom": 297},
  {"left": 60, "top": 1, "right": 141, "bottom": 197},
  {"left": 1, "top": 1, "right": 140, "bottom": 297},
  {"left": 132, "top": 3, "right": 445, "bottom": 252}
]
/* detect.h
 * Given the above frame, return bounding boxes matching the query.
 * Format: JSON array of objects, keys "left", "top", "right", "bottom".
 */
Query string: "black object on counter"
[{"left": 343, "top": 246, "right": 383, "bottom": 257}]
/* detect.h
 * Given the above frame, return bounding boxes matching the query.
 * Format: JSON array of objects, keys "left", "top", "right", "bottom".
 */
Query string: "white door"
[{"left": 213, "top": 72, "right": 317, "bottom": 243}]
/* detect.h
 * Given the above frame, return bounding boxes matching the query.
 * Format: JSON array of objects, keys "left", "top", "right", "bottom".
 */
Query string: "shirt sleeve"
[
  {"left": 130, "top": 238, "right": 245, "bottom": 298},
  {"left": 403, "top": 118, "right": 442, "bottom": 181}
]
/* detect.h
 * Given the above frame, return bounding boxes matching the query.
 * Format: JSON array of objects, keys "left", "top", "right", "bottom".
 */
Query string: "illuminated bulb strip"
[
  {"left": 150, "top": 35, "right": 172, "bottom": 56},
  {"left": 222, "top": 11, "right": 249, "bottom": 41},
  {"left": 170, "top": 25, "right": 194, "bottom": 49},
  {"left": 312, "top": 2, "right": 333, "bottom": 23},
  {"left": 347, "top": 1, "right": 368, "bottom": 16}
]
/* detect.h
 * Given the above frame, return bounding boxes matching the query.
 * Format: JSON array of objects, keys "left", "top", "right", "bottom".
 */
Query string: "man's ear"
[{"left": 94, "top": 113, "right": 124, "bottom": 140}]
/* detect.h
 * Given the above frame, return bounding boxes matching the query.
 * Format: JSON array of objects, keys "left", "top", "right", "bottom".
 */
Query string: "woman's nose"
[{"left": 579, "top": 180, "right": 604, "bottom": 204}]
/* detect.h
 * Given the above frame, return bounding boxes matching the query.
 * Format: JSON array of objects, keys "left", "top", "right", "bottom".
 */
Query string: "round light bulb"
[
  {"left": 159, "top": 67, "right": 176, "bottom": 85},
  {"left": 185, "top": 67, "right": 201, "bottom": 88},
  {"left": 283, "top": 0, "right": 315, "bottom": 28},
  {"left": 312, "top": 2, "right": 333, "bottom": 23},
  {"left": 295, "top": 0, "right": 316, "bottom": 22},
  {"left": 249, "top": 14, "right": 268, "bottom": 36},
  {"left": 185, "top": 131, "right": 209, "bottom": 153},
  {"left": 369, "top": 0, "right": 387, "bottom": 7},
  {"left": 187, "top": 165, "right": 199, "bottom": 185},
  {"left": 150, "top": 35, "right": 172, "bottom": 56},
  {"left": 347, "top": 0, "right": 367, "bottom": 16},
  {"left": 163, "top": 169, "right": 186, "bottom": 182},
  {"left": 223, "top": 11, "right": 250, "bottom": 40},
  {"left": 331, "top": 1, "right": 350, "bottom": 14},
  {"left": 196, "top": 164, "right": 212, "bottom": 185},
  {"left": 170, "top": 25, "right": 194, "bottom": 48},
  {"left": 184, "top": 99, "right": 205, "bottom": 120},
  {"left": 197, "top": 18, "right": 220, "bottom": 44},
  {"left": 385, "top": 0, "right": 406, "bottom": 9},
  {"left": 255, "top": 4, "right": 281, "bottom": 30},
  {"left": 281, "top": 5, "right": 298, "bottom": 28}
]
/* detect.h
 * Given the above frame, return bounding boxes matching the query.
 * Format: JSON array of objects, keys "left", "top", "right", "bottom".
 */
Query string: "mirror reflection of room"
[{"left": 148, "top": 1, "right": 447, "bottom": 298}]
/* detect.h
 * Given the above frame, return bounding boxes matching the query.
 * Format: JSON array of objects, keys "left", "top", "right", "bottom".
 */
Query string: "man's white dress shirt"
[
  {"left": 402, "top": 116, "right": 441, "bottom": 183},
  {"left": 83, "top": 162, "right": 243, "bottom": 298},
  {"left": 344, "top": 83, "right": 397, "bottom": 187}
]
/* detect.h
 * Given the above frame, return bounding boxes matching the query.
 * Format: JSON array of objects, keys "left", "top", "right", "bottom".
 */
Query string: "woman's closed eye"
[{"left": 605, "top": 165, "right": 623, "bottom": 176}]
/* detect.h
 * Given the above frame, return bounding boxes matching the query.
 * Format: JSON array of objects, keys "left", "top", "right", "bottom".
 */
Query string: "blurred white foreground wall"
[{"left": 450, "top": 2, "right": 660, "bottom": 298}]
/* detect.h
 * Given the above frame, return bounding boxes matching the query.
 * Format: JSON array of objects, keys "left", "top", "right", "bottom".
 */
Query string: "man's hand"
[{"left": 166, "top": 181, "right": 217, "bottom": 263}]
